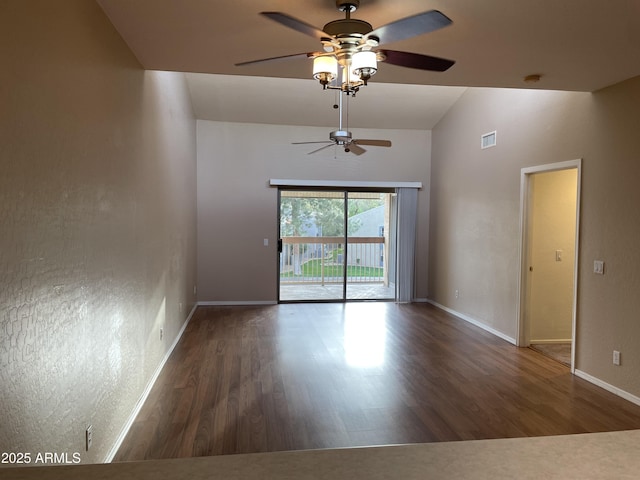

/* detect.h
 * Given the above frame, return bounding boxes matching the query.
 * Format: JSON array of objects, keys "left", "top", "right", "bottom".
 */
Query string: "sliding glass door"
[
  {"left": 346, "top": 192, "right": 396, "bottom": 300},
  {"left": 279, "top": 190, "right": 346, "bottom": 301},
  {"left": 278, "top": 189, "right": 396, "bottom": 302}
]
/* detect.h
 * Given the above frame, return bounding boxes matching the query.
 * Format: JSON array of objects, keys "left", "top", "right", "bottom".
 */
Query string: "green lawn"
[{"left": 281, "top": 259, "right": 383, "bottom": 278}]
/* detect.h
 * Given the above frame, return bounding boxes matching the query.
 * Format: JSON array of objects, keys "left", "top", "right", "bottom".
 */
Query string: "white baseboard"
[
  {"left": 104, "top": 303, "right": 198, "bottom": 463},
  {"left": 531, "top": 338, "right": 572, "bottom": 344},
  {"left": 198, "top": 300, "right": 278, "bottom": 306},
  {"left": 427, "top": 300, "right": 516, "bottom": 345},
  {"left": 574, "top": 369, "right": 640, "bottom": 408},
  {"left": 427, "top": 302, "right": 640, "bottom": 409}
]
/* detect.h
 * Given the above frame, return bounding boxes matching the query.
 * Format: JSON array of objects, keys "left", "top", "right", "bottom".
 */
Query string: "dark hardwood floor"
[{"left": 114, "top": 303, "right": 640, "bottom": 461}]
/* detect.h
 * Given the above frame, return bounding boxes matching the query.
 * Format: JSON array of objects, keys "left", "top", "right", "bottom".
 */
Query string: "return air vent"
[{"left": 481, "top": 131, "right": 497, "bottom": 149}]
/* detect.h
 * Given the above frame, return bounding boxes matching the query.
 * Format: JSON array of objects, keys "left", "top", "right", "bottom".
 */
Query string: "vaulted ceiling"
[{"left": 97, "top": 0, "right": 640, "bottom": 129}]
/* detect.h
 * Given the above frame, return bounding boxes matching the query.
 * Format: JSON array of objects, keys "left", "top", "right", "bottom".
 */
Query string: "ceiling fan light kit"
[
  {"left": 237, "top": 0, "right": 455, "bottom": 97},
  {"left": 236, "top": 0, "right": 456, "bottom": 155},
  {"left": 350, "top": 50, "right": 377, "bottom": 85},
  {"left": 312, "top": 56, "right": 339, "bottom": 86},
  {"left": 312, "top": 50, "right": 377, "bottom": 90}
]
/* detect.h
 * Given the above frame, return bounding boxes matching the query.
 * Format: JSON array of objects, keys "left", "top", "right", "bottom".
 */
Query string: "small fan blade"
[
  {"left": 353, "top": 139, "right": 392, "bottom": 147},
  {"left": 292, "top": 141, "right": 332, "bottom": 145},
  {"left": 236, "top": 52, "right": 314, "bottom": 67},
  {"left": 347, "top": 144, "right": 366, "bottom": 156},
  {"left": 368, "top": 10, "right": 452, "bottom": 45},
  {"left": 379, "top": 50, "right": 455, "bottom": 72},
  {"left": 261, "top": 12, "right": 328, "bottom": 40},
  {"left": 308, "top": 144, "right": 335, "bottom": 155}
]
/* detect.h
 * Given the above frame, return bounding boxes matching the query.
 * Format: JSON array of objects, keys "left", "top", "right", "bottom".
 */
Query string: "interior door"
[
  {"left": 521, "top": 167, "right": 579, "bottom": 368},
  {"left": 529, "top": 170, "right": 577, "bottom": 341}
]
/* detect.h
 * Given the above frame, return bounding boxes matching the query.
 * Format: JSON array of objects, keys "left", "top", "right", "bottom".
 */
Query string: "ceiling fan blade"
[
  {"left": 379, "top": 49, "right": 455, "bottom": 72},
  {"left": 367, "top": 10, "right": 452, "bottom": 45},
  {"left": 353, "top": 139, "right": 392, "bottom": 147},
  {"left": 347, "top": 144, "right": 366, "bottom": 156},
  {"left": 261, "top": 12, "right": 328, "bottom": 40},
  {"left": 308, "top": 144, "right": 335, "bottom": 155},
  {"left": 292, "top": 141, "right": 332, "bottom": 145},
  {"left": 235, "top": 52, "right": 314, "bottom": 67}
]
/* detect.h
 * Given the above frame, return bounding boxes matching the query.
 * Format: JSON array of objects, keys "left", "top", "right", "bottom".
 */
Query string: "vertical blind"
[{"left": 396, "top": 187, "right": 418, "bottom": 303}]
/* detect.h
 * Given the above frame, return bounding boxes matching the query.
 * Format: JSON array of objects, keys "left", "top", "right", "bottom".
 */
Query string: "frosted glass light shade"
[
  {"left": 313, "top": 56, "right": 338, "bottom": 80},
  {"left": 352, "top": 51, "right": 377, "bottom": 76},
  {"left": 347, "top": 64, "right": 357, "bottom": 83}
]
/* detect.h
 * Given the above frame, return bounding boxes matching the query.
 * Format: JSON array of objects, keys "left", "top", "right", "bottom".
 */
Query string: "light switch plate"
[
  {"left": 613, "top": 350, "right": 621, "bottom": 366},
  {"left": 594, "top": 260, "right": 605, "bottom": 275}
]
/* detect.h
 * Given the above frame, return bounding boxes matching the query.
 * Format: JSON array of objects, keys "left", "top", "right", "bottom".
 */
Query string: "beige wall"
[
  {"left": 430, "top": 78, "right": 640, "bottom": 398},
  {"left": 196, "top": 121, "right": 431, "bottom": 302},
  {"left": 528, "top": 169, "right": 577, "bottom": 342},
  {"left": 0, "top": 0, "right": 197, "bottom": 463}
]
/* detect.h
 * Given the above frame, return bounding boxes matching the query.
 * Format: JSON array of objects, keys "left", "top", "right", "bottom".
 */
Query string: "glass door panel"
[
  {"left": 346, "top": 192, "right": 396, "bottom": 300},
  {"left": 279, "top": 190, "right": 346, "bottom": 302}
]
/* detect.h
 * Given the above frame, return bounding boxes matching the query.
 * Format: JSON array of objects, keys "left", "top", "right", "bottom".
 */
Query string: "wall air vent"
[{"left": 481, "top": 131, "right": 497, "bottom": 149}]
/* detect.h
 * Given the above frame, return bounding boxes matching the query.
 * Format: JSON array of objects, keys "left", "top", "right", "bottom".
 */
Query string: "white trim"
[
  {"left": 530, "top": 339, "right": 573, "bottom": 344},
  {"left": 521, "top": 159, "right": 582, "bottom": 175},
  {"left": 574, "top": 370, "right": 640, "bottom": 408},
  {"left": 517, "top": 159, "right": 581, "bottom": 374},
  {"left": 269, "top": 179, "right": 422, "bottom": 189},
  {"left": 104, "top": 303, "right": 198, "bottom": 463},
  {"left": 428, "top": 300, "right": 516, "bottom": 345},
  {"left": 198, "top": 300, "right": 278, "bottom": 306}
]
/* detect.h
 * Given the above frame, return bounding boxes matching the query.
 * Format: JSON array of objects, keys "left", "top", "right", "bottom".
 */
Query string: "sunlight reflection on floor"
[{"left": 343, "top": 303, "right": 387, "bottom": 368}]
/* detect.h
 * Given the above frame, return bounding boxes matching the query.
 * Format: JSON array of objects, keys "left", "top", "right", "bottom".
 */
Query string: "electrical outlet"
[
  {"left": 613, "top": 350, "right": 621, "bottom": 366},
  {"left": 160, "top": 328, "right": 163, "bottom": 341},
  {"left": 179, "top": 302, "right": 183, "bottom": 313},
  {"left": 455, "top": 289, "right": 459, "bottom": 299},
  {"left": 193, "top": 285, "right": 197, "bottom": 296},
  {"left": 86, "top": 425, "right": 93, "bottom": 451}
]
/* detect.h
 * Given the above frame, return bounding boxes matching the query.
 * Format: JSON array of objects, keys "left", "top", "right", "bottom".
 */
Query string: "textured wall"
[
  {"left": 430, "top": 88, "right": 591, "bottom": 338},
  {"left": 430, "top": 78, "right": 640, "bottom": 398},
  {"left": 196, "top": 121, "right": 431, "bottom": 302},
  {"left": 0, "top": 0, "right": 197, "bottom": 463}
]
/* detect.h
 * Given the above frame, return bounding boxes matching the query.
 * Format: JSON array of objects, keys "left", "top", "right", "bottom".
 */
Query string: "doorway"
[
  {"left": 278, "top": 189, "right": 397, "bottom": 302},
  {"left": 518, "top": 160, "right": 581, "bottom": 370}
]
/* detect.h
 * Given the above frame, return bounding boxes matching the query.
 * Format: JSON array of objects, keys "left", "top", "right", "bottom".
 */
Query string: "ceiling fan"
[
  {"left": 236, "top": 0, "right": 455, "bottom": 96},
  {"left": 292, "top": 92, "right": 391, "bottom": 156}
]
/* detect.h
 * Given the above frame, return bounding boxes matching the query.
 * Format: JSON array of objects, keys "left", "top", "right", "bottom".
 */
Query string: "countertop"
[{"left": 3, "top": 430, "right": 640, "bottom": 479}]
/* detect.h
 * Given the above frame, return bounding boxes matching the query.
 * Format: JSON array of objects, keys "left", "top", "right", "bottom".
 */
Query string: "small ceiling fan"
[
  {"left": 292, "top": 93, "right": 391, "bottom": 156},
  {"left": 294, "top": 130, "right": 391, "bottom": 156},
  {"left": 236, "top": 0, "right": 455, "bottom": 96}
]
